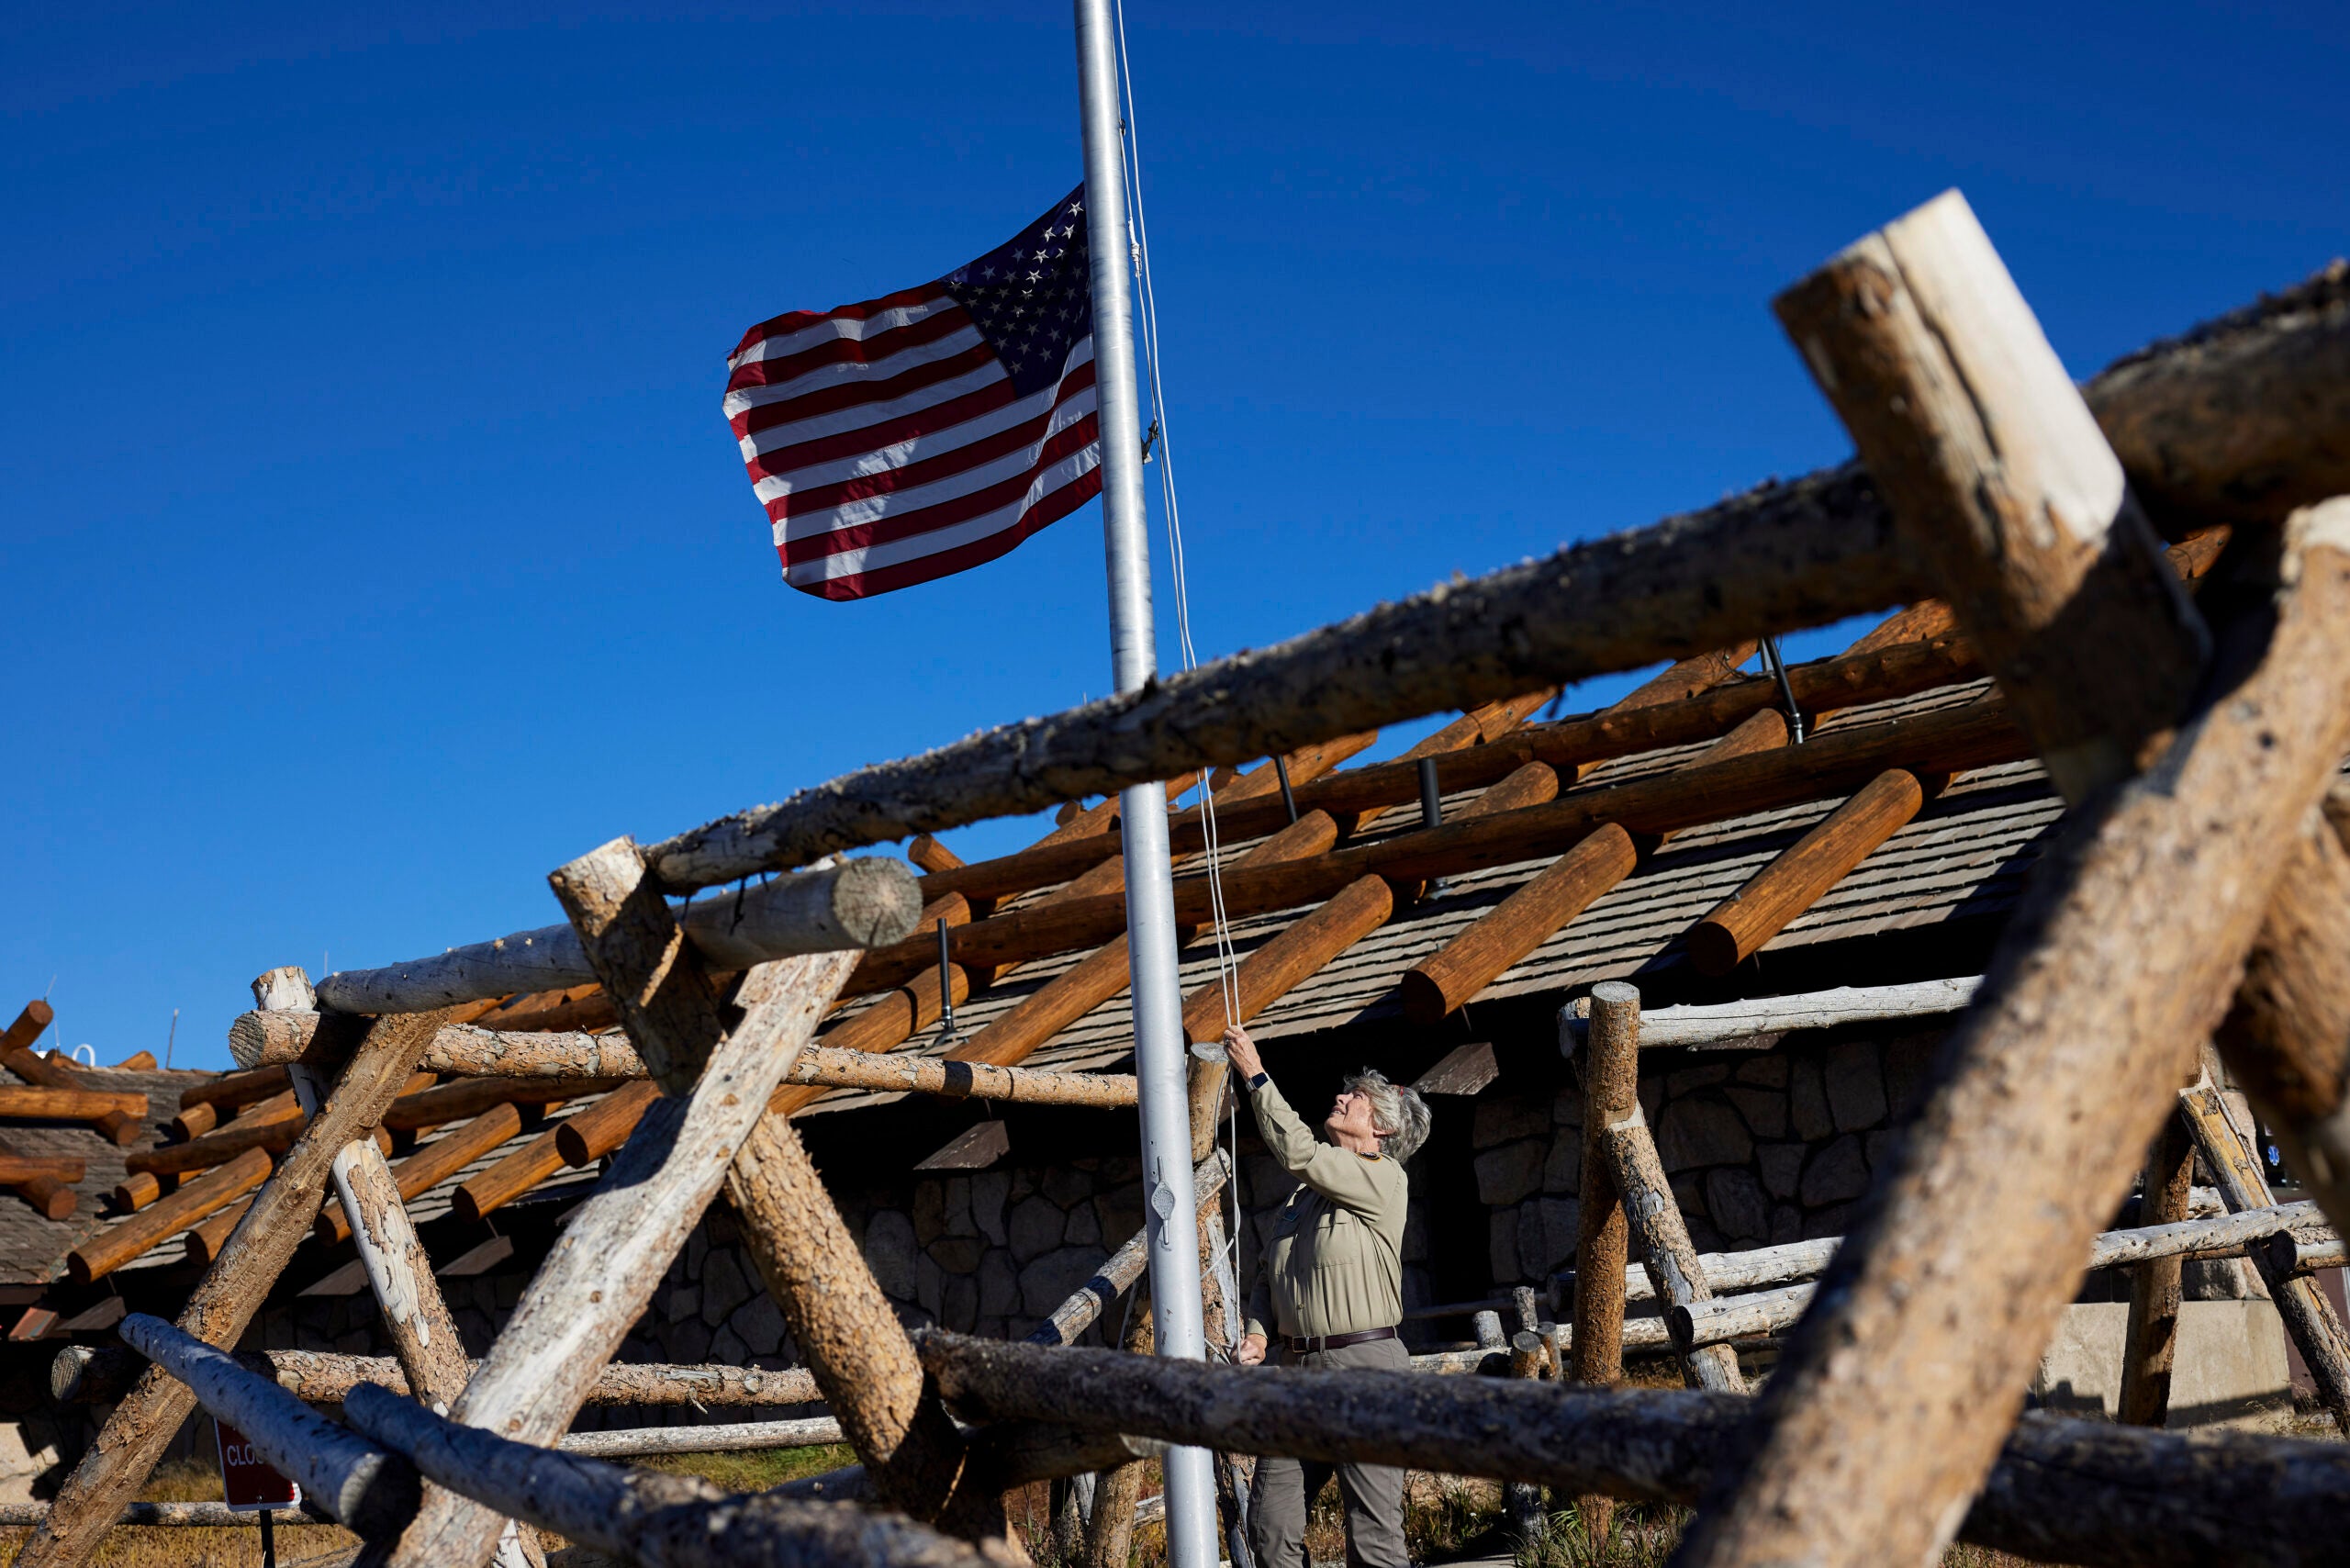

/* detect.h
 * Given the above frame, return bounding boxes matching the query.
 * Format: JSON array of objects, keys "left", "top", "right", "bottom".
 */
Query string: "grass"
[{"left": 0, "top": 1458, "right": 360, "bottom": 1567}]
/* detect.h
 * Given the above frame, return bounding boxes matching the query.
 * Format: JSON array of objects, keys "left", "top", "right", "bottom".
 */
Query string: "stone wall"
[{"left": 1452, "top": 1026, "right": 1942, "bottom": 1295}]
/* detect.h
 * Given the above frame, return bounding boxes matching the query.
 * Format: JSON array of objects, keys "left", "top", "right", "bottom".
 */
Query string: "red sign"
[{"left": 214, "top": 1418, "right": 299, "bottom": 1512}]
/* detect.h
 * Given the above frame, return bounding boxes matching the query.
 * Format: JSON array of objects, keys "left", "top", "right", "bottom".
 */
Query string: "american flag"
[{"left": 724, "top": 188, "right": 1101, "bottom": 600}]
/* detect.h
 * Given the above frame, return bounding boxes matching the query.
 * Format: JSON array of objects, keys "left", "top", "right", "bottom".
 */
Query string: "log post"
[
  {"left": 2176, "top": 1076, "right": 2350, "bottom": 1431},
  {"left": 1081, "top": 1297, "right": 1154, "bottom": 1568},
  {"left": 18, "top": 1006, "right": 453, "bottom": 1568},
  {"left": 2119, "top": 1107, "right": 2198, "bottom": 1427},
  {"left": 1571, "top": 980, "right": 1640, "bottom": 1547},
  {"left": 319, "top": 1103, "right": 524, "bottom": 1246},
  {"left": 389, "top": 951, "right": 856, "bottom": 1567},
  {"left": 1686, "top": 767, "right": 1928, "bottom": 976},
  {"left": 1672, "top": 183, "right": 2345, "bottom": 1566},
  {"left": 260, "top": 970, "right": 476, "bottom": 1429},
  {"left": 1600, "top": 1109, "right": 1745, "bottom": 1394},
  {"left": 1505, "top": 1330, "right": 1549, "bottom": 1543}
]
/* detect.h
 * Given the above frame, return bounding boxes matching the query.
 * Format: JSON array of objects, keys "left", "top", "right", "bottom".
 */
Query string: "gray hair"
[{"left": 1343, "top": 1069, "right": 1431, "bottom": 1163}]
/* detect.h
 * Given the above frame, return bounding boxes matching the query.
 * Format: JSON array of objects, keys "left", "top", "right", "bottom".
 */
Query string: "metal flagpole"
[{"left": 1070, "top": 6, "right": 1218, "bottom": 1568}]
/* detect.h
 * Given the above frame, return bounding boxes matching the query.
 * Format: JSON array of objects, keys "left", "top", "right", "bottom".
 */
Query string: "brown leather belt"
[{"left": 1283, "top": 1327, "right": 1397, "bottom": 1355}]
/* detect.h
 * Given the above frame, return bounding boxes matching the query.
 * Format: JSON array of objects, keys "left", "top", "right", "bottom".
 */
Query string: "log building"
[{"left": 0, "top": 644, "right": 2327, "bottom": 1499}]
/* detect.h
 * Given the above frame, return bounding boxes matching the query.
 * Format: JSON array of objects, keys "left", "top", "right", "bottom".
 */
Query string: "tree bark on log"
[
  {"left": 2175, "top": 1076, "right": 2350, "bottom": 1431},
  {"left": 319, "top": 1102, "right": 524, "bottom": 1245},
  {"left": 2120, "top": 1108, "right": 2197, "bottom": 1427},
  {"left": 1602, "top": 1109, "right": 1746, "bottom": 1393},
  {"left": 1778, "top": 191, "right": 2206, "bottom": 805},
  {"left": 53, "top": 1341, "right": 822, "bottom": 1410},
  {"left": 119, "top": 1314, "right": 420, "bottom": 1538},
  {"left": 919, "top": 1331, "right": 2350, "bottom": 1568},
  {"left": 382, "top": 949, "right": 854, "bottom": 1568},
  {"left": 316, "top": 857, "right": 917, "bottom": 1017},
  {"left": 342, "top": 1383, "right": 998, "bottom": 1568},
  {"left": 554, "top": 1417, "right": 844, "bottom": 1457},
  {"left": 1081, "top": 1298, "right": 1153, "bottom": 1568},
  {"left": 1571, "top": 980, "right": 1640, "bottom": 1545},
  {"left": 1687, "top": 767, "right": 1928, "bottom": 977},
  {"left": 1672, "top": 194, "right": 2350, "bottom": 1567},
  {"left": 1601, "top": 1196, "right": 2326, "bottom": 1311},
  {"left": 1563, "top": 978, "right": 1980, "bottom": 1052},
  {"left": 21, "top": 1007, "right": 452, "bottom": 1568}
]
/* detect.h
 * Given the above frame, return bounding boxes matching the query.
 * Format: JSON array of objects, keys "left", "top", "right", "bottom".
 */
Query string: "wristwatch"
[{"left": 1248, "top": 1071, "right": 1270, "bottom": 1090}]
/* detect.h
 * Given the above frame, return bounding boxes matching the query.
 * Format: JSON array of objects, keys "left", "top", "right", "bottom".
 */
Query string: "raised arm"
[{"left": 1225, "top": 1025, "right": 1395, "bottom": 1217}]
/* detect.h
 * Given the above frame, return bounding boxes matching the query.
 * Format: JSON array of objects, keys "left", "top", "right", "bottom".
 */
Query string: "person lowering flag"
[
  {"left": 1222, "top": 1023, "right": 1432, "bottom": 1568},
  {"left": 723, "top": 188, "right": 1102, "bottom": 599}
]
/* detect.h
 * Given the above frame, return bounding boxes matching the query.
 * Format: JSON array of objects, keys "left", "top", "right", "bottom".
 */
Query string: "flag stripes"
[{"left": 723, "top": 188, "right": 1099, "bottom": 601}]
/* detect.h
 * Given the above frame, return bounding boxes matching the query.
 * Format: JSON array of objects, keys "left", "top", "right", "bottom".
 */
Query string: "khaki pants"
[{"left": 1248, "top": 1336, "right": 1409, "bottom": 1568}]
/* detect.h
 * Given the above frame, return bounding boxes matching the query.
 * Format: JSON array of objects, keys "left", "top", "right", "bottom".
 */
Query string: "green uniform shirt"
[{"left": 1242, "top": 1076, "right": 1409, "bottom": 1342}]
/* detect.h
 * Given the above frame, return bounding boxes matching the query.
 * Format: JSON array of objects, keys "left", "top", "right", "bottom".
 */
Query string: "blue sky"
[{"left": 4, "top": 2, "right": 2343, "bottom": 1068}]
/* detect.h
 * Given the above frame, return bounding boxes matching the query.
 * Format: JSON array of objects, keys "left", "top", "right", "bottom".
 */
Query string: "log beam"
[
  {"left": 315, "top": 857, "right": 918, "bottom": 1017},
  {"left": 2, "top": 1004, "right": 142, "bottom": 1148},
  {"left": 1687, "top": 767, "right": 1928, "bottom": 977},
  {"left": 920, "top": 1331, "right": 2350, "bottom": 1568},
  {"left": 867, "top": 697, "right": 2030, "bottom": 980},
  {"left": 53, "top": 1342, "right": 822, "bottom": 1411},
  {"left": 67, "top": 1148, "right": 272, "bottom": 1287}
]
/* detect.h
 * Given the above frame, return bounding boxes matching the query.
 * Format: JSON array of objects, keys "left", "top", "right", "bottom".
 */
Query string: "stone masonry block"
[
  {"left": 1473, "top": 1097, "right": 1550, "bottom": 1148},
  {"left": 1010, "top": 1195, "right": 1066, "bottom": 1262},
  {"left": 972, "top": 1171, "right": 1012, "bottom": 1246},
  {"left": 1790, "top": 1055, "right": 1832, "bottom": 1141},
  {"left": 1706, "top": 1167, "right": 1770, "bottom": 1246},
  {"left": 865, "top": 1209, "right": 920, "bottom": 1301},
  {"left": 1474, "top": 1139, "right": 1546, "bottom": 1205},
  {"left": 1800, "top": 1135, "right": 1870, "bottom": 1207},
  {"left": 912, "top": 1181, "right": 946, "bottom": 1246},
  {"left": 1725, "top": 1085, "right": 1787, "bottom": 1138},
  {"left": 1826, "top": 1039, "right": 1886, "bottom": 1131},
  {"left": 1543, "top": 1133, "right": 1581, "bottom": 1195},
  {"left": 1656, "top": 1096, "right": 1752, "bottom": 1172},
  {"left": 700, "top": 1249, "right": 753, "bottom": 1327},
  {"left": 1756, "top": 1143, "right": 1804, "bottom": 1200}
]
